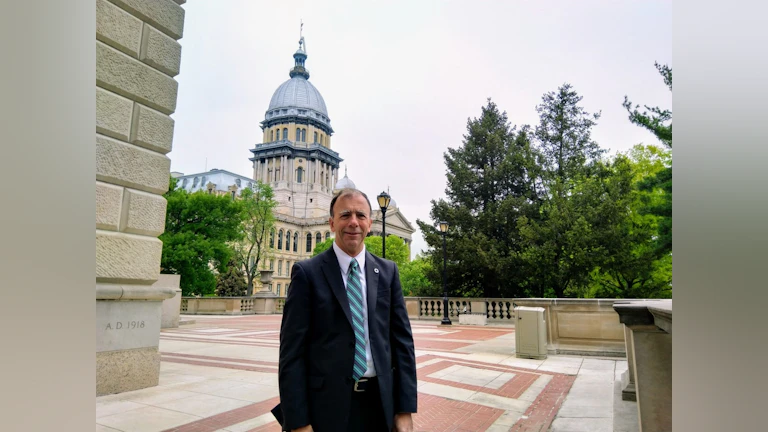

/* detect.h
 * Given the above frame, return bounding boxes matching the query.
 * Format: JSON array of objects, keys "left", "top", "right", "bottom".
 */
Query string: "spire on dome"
[{"left": 290, "top": 21, "right": 310, "bottom": 79}]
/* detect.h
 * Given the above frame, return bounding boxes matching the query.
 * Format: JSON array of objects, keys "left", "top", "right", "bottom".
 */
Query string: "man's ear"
[{"left": 328, "top": 217, "right": 334, "bottom": 230}]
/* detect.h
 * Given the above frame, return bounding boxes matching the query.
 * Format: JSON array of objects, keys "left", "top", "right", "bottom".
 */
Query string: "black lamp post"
[
  {"left": 439, "top": 221, "right": 451, "bottom": 325},
  {"left": 377, "top": 191, "right": 391, "bottom": 259}
]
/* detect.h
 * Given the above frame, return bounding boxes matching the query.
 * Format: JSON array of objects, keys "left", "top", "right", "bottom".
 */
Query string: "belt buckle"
[{"left": 354, "top": 378, "right": 368, "bottom": 392}]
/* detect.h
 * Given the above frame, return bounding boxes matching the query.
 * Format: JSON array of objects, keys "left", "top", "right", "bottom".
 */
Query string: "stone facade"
[{"left": 96, "top": 0, "right": 186, "bottom": 396}]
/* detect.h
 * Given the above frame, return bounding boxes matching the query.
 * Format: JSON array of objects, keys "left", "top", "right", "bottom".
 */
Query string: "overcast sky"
[{"left": 169, "top": 0, "right": 672, "bottom": 258}]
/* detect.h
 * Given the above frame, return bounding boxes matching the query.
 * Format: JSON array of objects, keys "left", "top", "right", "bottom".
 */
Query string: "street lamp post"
[
  {"left": 439, "top": 221, "right": 451, "bottom": 325},
  {"left": 377, "top": 191, "right": 391, "bottom": 259}
]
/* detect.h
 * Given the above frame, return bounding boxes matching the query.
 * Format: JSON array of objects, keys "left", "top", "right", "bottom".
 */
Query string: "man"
[{"left": 276, "top": 188, "right": 417, "bottom": 432}]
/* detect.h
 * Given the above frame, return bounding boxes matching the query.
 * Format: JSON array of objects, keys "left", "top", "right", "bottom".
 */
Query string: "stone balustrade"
[
  {"left": 178, "top": 296, "right": 665, "bottom": 360},
  {"left": 182, "top": 296, "right": 275, "bottom": 315}
]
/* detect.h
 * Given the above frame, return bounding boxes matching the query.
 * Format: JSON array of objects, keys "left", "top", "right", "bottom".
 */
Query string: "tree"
[
  {"left": 215, "top": 258, "right": 247, "bottom": 296},
  {"left": 581, "top": 145, "right": 672, "bottom": 298},
  {"left": 399, "top": 255, "right": 438, "bottom": 297},
  {"left": 312, "top": 237, "right": 334, "bottom": 257},
  {"left": 518, "top": 84, "right": 607, "bottom": 297},
  {"left": 312, "top": 235, "right": 409, "bottom": 269},
  {"left": 363, "top": 235, "right": 409, "bottom": 268},
  {"left": 231, "top": 182, "right": 277, "bottom": 295},
  {"left": 160, "top": 177, "right": 243, "bottom": 296},
  {"left": 623, "top": 63, "right": 672, "bottom": 256},
  {"left": 416, "top": 99, "right": 541, "bottom": 298}
]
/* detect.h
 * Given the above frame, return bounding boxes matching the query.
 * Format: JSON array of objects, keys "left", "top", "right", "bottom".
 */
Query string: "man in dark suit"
[{"left": 277, "top": 188, "right": 417, "bottom": 432}]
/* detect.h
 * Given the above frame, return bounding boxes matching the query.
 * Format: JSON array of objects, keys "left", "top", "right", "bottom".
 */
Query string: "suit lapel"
[
  {"left": 365, "top": 251, "right": 380, "bottom": 326},
  {"left": 321, "top": 248, "right": 353, "bottom": 327}
]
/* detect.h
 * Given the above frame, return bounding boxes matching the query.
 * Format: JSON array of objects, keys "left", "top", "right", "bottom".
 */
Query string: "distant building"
[{"left": 174, "top": 35, "right": 415, "bottom": 295}]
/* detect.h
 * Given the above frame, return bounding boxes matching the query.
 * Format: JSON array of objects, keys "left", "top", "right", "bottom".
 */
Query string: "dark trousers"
[{"left": 346, "top": 377, "right": 388, "bottom": 432}]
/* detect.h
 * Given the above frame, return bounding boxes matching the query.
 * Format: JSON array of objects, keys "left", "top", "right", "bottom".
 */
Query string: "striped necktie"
[{"left": 347, "top": 258, "right": 367, "bottom": 380}]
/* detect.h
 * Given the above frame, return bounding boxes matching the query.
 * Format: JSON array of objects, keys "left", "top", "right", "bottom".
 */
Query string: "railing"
[
  {"left": 407, "top": 297, "right": 516, "bottom": 323},
  {"left": 276, "top": 297, "right": 286, "bottom": 313},
  {"left": 180, "top": 298, "right": 188, "bottom": 313},
  {"left": 240, "top": 298, "right": 254, "bottom": 313}
]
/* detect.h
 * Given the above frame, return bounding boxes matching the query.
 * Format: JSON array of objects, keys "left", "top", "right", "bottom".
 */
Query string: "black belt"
[{"left": 353, "top": 376, "right": 378, "bottom": 392}]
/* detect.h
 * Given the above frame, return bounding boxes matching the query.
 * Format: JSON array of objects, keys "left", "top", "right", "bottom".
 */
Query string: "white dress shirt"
[{"left": 332, "top": 242, "right": 377, "bottom": 378}]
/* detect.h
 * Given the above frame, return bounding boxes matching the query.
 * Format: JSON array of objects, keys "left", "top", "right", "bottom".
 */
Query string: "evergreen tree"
[
  {"left": 215, "top": 258, "right": 247, "bottom": 297},
  {"left": 623, "top": 63, "right": 672, "bottom": 256},
  {"left": 518, "top": 84, "right": 607, "bottom": 297},
  {"left": 416, "top": 99, "right": 541, "bottom": 298}
]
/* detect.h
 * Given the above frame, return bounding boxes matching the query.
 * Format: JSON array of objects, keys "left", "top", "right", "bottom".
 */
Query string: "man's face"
[{"left": 329, "top": 193, "right": 372, "bottom": 256}]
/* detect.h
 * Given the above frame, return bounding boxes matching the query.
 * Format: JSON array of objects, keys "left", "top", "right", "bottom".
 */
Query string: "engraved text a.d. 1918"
[{"left": 105, "top": 320, "right": 145, "bottom": 330}]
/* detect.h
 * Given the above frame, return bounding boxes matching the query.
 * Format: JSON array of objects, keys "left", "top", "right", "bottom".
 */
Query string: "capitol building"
[{"left": 173, "top": 36, "right": 415, "bottom": 295}]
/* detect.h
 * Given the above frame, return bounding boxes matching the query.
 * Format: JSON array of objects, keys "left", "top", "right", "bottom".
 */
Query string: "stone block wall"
[{"left": 96, "top": 0, "right": 186, "bottom": 396}]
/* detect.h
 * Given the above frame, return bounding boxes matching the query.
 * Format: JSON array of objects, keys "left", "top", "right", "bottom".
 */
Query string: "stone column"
[
  {"left": 96, "top": 0, "right": 186, "bottom": 396},
  {"left": 614, "top": 301, "right": 672, "bottom": 432}
]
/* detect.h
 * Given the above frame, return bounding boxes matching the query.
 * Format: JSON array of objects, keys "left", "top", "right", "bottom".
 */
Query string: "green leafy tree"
[
  {"left": 231, "top": 182, "right": 277, "bottom": 295},
  {"left": 400, "top": 255, "right": 438, "bottom": 297},
  {"left": 160, "top": 178, "right": 243, "bottom": 296},
  {"left": 215, "top": 258, "right": 248, "bottom": 296},
  {"left": 416, "top": 99, "right": 541, "bottom": 298},
  {"left": 581, "top": 145, "right": 672, "bottom": 298},
  {"left": 312, "top": 237, "right": 334, "bottom": 257},
  {"left": 623, "top": 63, "right": 672, "bottom": 256},
  {"left": 518, "top": 84, "right": 607, "bottom": 297},
  {"left": 312, "top": 235, "right": 409, "bottom": 270},
  {"left": 363, "top": 235, "right": 409, "bottom": 268}
]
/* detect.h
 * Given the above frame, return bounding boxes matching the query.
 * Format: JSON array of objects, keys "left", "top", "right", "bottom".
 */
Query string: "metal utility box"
[{"left": 514, "top": 306, "right": 548, "bottom": 359}]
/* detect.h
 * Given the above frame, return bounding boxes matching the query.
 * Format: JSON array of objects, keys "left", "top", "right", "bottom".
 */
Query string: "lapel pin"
[{"left": 374, "top": 268, "right": 379, "bottom": 274}]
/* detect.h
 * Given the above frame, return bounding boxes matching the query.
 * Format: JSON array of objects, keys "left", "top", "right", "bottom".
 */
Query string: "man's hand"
[
  {"left": 292, "top": 426, "right": 313, "bottom": 432},
  {"left": 392, "top": 413, "right": 413, "bottom": 432}
]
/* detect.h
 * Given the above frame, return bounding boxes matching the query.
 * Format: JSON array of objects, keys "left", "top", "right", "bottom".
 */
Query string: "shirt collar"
[{"left": 332, "top": 241, "right": 366, "bottom": 275}]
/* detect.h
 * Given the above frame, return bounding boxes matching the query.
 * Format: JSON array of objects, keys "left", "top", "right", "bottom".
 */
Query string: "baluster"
[
  {"left": 485, "top": 301, "right": 490, "bottom": 318},
  {"left": 491, "top": 301, "right": 498, "bottom": 319},
  {"left": 420, "top": 300, "right": 426, "bottom": 317},
  {"left": 505, "top": 301, "right": 512, "bottom": 320}
]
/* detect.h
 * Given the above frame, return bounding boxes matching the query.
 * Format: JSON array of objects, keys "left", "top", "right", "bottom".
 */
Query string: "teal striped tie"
[{"left": 347, "top": 259, "right": 367, "bottom": 380}]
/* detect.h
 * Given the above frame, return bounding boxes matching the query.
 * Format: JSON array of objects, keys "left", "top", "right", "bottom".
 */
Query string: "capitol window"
[{"left": 297, "top": 167, "right": 304, "bottom": 183}]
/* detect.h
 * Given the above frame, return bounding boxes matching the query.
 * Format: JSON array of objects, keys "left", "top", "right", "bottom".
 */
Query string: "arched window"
[
  {"left": 306, "top": 233, "right": 312, "bottom": 252},
  {"left": 316, "top": 232, "right": 322, "bottom": 246},
  {"left": 293, "top": 233, "right": 298, "bottom": 252},
  {"left": 296, "top": 128, "right": 301, "bottom": 141},
  {"left": 325, "top": 232, "right": 330, "bottom": 241},
  {"left": 301, "top": 129, "right": 306, "bottom": 142},
  {"left": 286, "top": 231, "right": 291, "bottom": 251},
  {"left": 282, "top": 128, "right": 288, "bottom": 140},
  {"left": 278, "top": 229, "right": 283, "bottom": 250},
  {"left": 297, "top": 167, "right": 304, "bottom": 184},
  {"left": 269, "top": 229, "right": 275, "bottom": 248},
  {"left": 313, "top": 131, "right": 318, "bottom": 143},
  {"left": 320, "top": 135, "right": 324, "bottom": 145}
]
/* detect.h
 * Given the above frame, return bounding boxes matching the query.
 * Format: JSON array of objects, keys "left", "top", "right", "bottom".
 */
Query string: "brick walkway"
[{"left": 96, "top": 315, "right": 627, "bottom": 432}]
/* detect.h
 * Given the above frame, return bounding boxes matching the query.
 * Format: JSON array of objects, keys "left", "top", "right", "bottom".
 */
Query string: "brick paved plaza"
[{"left": 96, "top": 315, "right": 637, "bottom": 432}]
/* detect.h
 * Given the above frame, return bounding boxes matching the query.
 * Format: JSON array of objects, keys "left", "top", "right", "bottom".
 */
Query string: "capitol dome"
[
  {"left": 262, "top": 37, "right": 332, "bottom": 131},
  {"left": 334, "top": 170, "right": 356, "bottom": 190}
]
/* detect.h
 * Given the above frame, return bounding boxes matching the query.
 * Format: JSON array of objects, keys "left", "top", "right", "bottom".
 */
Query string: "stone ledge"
[
  {"left": 109, "top": 0, "right": 185, "bottom": 40},
  {"left": 96, "top": 283, "right": 176, "bottom": 300},
  {"left": 97, "top": 40, "right": 178, "bottom": 115}
]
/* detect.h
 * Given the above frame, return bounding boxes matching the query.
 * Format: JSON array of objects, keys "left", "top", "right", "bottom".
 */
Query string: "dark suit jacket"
[{"left": 276, "top": 247, "right": 417, "bottom": 432}]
